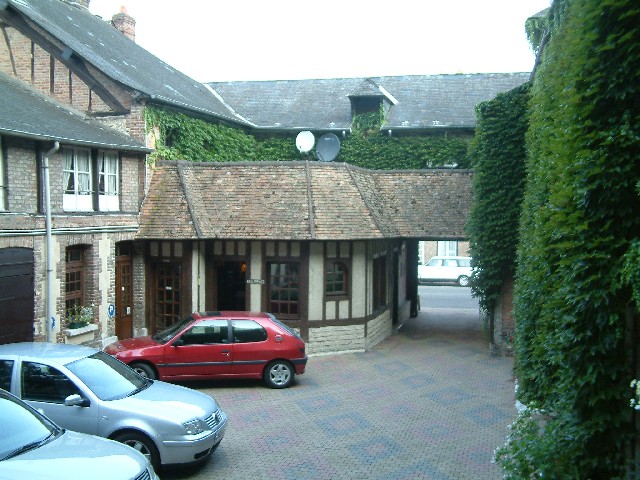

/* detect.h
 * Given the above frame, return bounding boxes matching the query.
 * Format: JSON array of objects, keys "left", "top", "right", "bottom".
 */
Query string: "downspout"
[{"left": 44, "top": 141, "right": 60, "bottom": 342}]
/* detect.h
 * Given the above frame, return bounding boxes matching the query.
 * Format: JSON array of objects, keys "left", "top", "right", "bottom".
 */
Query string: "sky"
[{"left": 89, "top": 0, "right": 551, "bottom": 83}]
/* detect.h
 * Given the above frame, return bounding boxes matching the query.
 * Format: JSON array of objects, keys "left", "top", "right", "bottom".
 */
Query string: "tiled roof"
[
  {"left": 137, "top": 162, "right": 198, "bottom": 239},
  {"left": 5, "top": 0, "right": 248, "bottom": 126},
  {"left": 138, "top": 161, "right": 473, "bottom": 241},
  {"left": 208, "top": 73, "right": 530, "bottom": 131},
  {"left": 0, "top": 72, "right": 148, "bottom": 151}
]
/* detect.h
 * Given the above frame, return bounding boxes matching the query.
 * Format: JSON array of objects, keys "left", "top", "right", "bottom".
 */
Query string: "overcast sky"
[{"left": 89, "top": 0, "right": 551, "bottom": 83}]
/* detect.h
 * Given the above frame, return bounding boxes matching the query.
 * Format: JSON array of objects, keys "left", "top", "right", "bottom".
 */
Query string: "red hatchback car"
[{"left": 105, "top": 312, "right": 307, "bottom": 388}]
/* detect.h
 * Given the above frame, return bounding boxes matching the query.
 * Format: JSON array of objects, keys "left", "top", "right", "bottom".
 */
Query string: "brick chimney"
[{"left": 112, "top": 6, "right": 136, "bottom": 42}]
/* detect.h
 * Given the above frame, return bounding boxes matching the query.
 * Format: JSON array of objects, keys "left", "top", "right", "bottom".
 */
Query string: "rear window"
[
  {"left": 458, "top": 259, "right": 471, "bottom": 267},
  {"left": 268, "top": 314, "right": 302, "bottom": 339}
]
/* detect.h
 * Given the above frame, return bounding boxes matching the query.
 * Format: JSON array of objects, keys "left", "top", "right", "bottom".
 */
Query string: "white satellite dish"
[
  {"left": 296, "top": 131, "right": 315, "bottom": 154},
  {"left": 316, "top": 133, "right": 341, "bottom": 162}
]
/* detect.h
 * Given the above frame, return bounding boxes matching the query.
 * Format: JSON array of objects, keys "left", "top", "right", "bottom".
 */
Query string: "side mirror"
[
  {"left": 64, "top": 394, "right": 90, "bottom": 407},
  {"left": 172, "top": 338, "right": 184, "bottom": 347}
]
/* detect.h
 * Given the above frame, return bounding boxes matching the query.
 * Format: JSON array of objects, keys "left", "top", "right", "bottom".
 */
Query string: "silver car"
[
  {"left": 0, "top": 388, "right": 158, "bottom": 480},
  {"left": 0, "top": 342, "right": 228, "bottom": 470}
]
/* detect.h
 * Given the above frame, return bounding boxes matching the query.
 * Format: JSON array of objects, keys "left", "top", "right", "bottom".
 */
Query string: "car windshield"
[
  {"left": 66, "top": 351, "right": 148, "bottom": 401},
  {"left": 0, "top": 394, "right": 59, "bottom": 460},
  {"left": 152, "top": 316, "right": 194, "bottom": 343}
]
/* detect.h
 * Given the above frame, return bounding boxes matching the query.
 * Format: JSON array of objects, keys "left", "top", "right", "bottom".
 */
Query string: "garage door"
[{"left": 0, "top": 248, "right": 34, "bottom": 344}]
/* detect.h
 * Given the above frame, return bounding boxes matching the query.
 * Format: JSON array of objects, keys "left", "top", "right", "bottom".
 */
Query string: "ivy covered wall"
[
  {"left": 467, "top": 83, "right": 530, "bottom": 322},
  {"left": 144, "top": 107, "right": 471, "bottom": 169},
  {"left": 494, "top": 0, "right": 640, "bottom": 477}
]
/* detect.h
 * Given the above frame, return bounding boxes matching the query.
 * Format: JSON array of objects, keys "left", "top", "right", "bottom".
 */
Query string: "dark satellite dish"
[
  {"left": 295, "top": 131, "right": 315, "bottom": 154},
  {"left": 316, "top": 133, "right": 340, "bottom": 162}
]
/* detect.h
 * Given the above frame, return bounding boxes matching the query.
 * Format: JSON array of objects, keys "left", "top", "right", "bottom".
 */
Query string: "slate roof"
[
  {"left": 138, "top": 161, "right": 473, "bottom": 241},
  {"left": 208, "top": 73, "right": 530, "bottom": 131},
  {"left": 4, "top": 0, "right": 247, "bottom": 126},
  {"left": 0, "top": 72, "right": 149, "bottom": 151}
]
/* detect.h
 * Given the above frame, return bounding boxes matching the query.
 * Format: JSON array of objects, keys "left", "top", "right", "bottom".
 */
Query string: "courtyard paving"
[{"left": 164, "top": 287, "right": 516, "bottom": 479}]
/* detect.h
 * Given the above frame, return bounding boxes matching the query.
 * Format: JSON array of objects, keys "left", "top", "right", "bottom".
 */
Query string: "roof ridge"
[
  {"left": 177, "top": 163, "right": 203, "bottom": 238},
  {"left": 304, "top": 161, "right": 316, "bottom": 239},
  {"left": 345, "top": 163, "right": 385, "bottom": 236}
]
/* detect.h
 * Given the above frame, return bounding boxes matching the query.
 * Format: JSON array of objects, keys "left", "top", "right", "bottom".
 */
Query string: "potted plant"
[{"left": 66, "top": 304, "right": 94, "bottom": 329}]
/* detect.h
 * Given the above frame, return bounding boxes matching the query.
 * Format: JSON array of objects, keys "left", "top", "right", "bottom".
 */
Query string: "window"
[
  {"left": 98, "top": 151, "right": 119, "bottom": 211},
  {"left": 326, "top": 261, "right": 348, "bottom": 296},
  {"left": 232, "top": 320, "right": 267, "bottom": 343},
  {"left": 437, "top": 241, "right": 458, "bottom": 257},
  {"left": 21, "top": 362, "right": 81, "bottom": 403},
  {"left": 0, "top": 137, "right": 5, "bottom": 210},
  {"left": 373, "top": 255, "right": 387, "bottom": 310},
  {"left": 0, "top": 360, "right": 13, "bottom": 391},
  {"left": 268, "top": 262, "right": 299, "bottom": 317},
  {"left": 63, "top": 148, "right": 92, "bottom": 211},
  {"left": 62, "top": 148, "right": 120, "bottom": 212},
  {"left": 65, "top": 246, "right": 85, "bottom": 315},
  {"left": 180, "top": 320, "right": 229, "bottom": 345}
]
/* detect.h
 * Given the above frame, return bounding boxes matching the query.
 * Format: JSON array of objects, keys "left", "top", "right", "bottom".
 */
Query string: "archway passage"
[{"left": 0, "top": 248, "right": 34, "bottom": 344}]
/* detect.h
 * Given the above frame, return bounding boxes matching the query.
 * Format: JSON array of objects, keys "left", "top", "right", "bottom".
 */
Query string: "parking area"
[{"left": 165, "top": 286, "right": 516, "bottom": 480}]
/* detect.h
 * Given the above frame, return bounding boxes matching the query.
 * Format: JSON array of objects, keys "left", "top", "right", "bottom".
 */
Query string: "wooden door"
[
  {"left": 153, "top": 263, "right": 182, "bottom": 332},
  {"left": 115, "top": 251, "right": 133, "bottom": 339},
  {"left": 0, "top": 248, "right": 34, "bottom": 344}
]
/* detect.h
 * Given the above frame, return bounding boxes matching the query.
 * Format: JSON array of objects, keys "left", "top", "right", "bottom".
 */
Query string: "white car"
[
  {"left": 0, "top": 388, "right": 159, "bottom": 480},
  {"left": 0, "top": 342, "right": 227, "bottom": 470},
  {"left": 418, "top": 256, "right": 472, "bottom": 286}
]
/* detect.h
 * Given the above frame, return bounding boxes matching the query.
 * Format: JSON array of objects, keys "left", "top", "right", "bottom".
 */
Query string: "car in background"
[
  {"left": 0, "top": 342, "right": 227, "bottom": 470},
  {"left": 0, "top": 388, "right": 158, "bottom": 480},
  {"left": 418, "top": 256, "right": 473, "bottom": 287},
  {"left": 105, "top": 311, "right": 307, "bottom": 389}
]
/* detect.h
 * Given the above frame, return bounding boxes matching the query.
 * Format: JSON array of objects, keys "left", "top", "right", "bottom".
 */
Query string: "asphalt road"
[{"left": 419, "top": 284, "right": 479, "bottom": 311}]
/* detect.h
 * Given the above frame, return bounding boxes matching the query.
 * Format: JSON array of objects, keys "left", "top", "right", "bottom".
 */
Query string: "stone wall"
[{"left": 307, "top": 310, "right": 394, "bottom": 356}]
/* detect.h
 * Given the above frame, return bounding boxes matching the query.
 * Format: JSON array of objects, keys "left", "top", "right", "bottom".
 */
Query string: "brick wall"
[
  {"left": 4, "top": 137, "right": 39, "bottom": 214},
  {"left": 501, "top": 278, "right": 514, "bottom": 332}
]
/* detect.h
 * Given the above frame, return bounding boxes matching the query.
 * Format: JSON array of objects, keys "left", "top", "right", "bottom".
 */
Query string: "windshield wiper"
[
  {"left": 1, "top": 432, "right": 57, "bottom": 461},
  {"left": 125, "top": 378, "right": 151, "bottom": 398}
]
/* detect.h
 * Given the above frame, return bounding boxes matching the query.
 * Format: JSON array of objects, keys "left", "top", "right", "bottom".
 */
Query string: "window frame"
[
  {"left": 62, "top": 148, "right": 121, "bottom": 212},
  {"left": 267, "top": 262, "right": 300, "bottom": 319},
  {"left": 325, "top": 260, "right": 349, "bottom": 298},
  {"left": 65, "top": 246, "right": 86, "bottom": 316},
  {"left": 98, "top": 150, "right": 119, "bottom": 211}
]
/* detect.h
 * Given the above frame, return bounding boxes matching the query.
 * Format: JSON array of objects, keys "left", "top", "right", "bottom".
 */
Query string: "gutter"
[
  {"left": 43, "top": 141, "right": 59, "bottom": 343},
  {"left": 0, "top": 127, "right": 151, "bottom": 153},
  {"left": 0, "top": 224, "right": 139, "bottom": 237}
]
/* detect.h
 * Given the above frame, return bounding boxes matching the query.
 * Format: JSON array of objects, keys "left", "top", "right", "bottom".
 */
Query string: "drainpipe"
[{"left": 44, "top": 141, "right": 60, "bottom": 342}]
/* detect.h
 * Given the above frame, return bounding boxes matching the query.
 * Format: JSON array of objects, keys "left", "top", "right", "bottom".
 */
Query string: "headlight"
[{"left": 182, "top": 418, "right": 209, "bottom": 435}]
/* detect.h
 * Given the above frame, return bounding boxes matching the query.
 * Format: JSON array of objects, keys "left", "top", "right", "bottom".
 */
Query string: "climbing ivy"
[
  {"left": 144, "top": 107, "right": 258, "bottom": 161},
  {"left": 144, "top": 106, "right": 471, "bottom": 169},
  {"left": 496, "top": 0, "right": 640, "bottom": 477},
  {"left": 525, "top": 8, "right": 550, "bottom": 53},
  {"left": 466, "top": 83, "right": 530, "bottom": 316}
]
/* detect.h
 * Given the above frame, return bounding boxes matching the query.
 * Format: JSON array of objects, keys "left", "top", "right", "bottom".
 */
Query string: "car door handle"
[{"left": 221, "top": 350, "right": 230, "bottom": 356}]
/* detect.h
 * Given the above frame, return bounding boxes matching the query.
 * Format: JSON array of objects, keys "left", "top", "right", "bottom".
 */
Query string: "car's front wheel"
[
  {"left": 457, "top": 275, "right": 470, "bottom": 287},
  {"left": 130, "top": 362, "right": 157, "bottom": 380},
  {"left": 264, "top": 360, "right": 294, "bottom": 388},
  {"left": 113, "top": 431, "right": 160, "bottom": 470}
]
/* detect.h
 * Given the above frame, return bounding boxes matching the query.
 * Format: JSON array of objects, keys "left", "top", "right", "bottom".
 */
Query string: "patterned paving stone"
[{"left": 163, "top": 287, "right": 515, "bottom": 480}]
